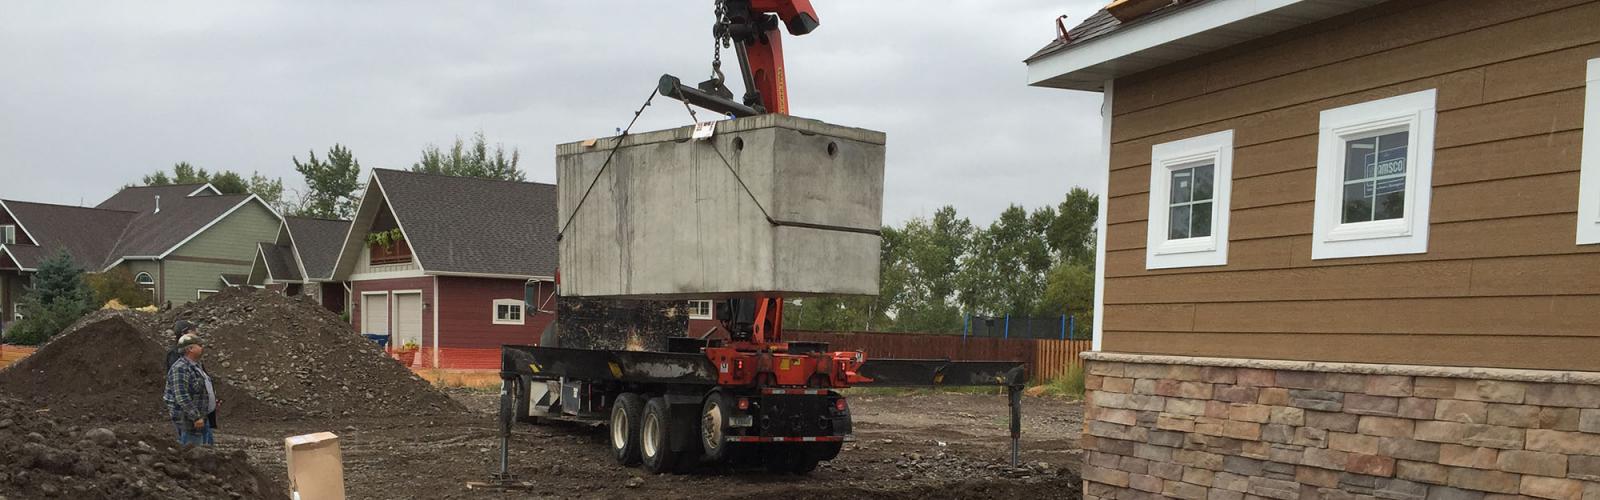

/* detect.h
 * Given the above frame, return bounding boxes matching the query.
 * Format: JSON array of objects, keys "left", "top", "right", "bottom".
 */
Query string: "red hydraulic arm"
[
  {"left": 739, "top": 0, "right": 818, "bottom": 115},
  {"left": 721, "top": 0, "right": 817, "bottom": 343}
]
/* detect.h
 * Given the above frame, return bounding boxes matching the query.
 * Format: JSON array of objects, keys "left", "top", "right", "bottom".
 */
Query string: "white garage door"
[
  {"left": 393, "top": 292, "right": 424, "bottom": 349},
  {"left": 362, "top": 293, "right": 390, "bottom": 335}
]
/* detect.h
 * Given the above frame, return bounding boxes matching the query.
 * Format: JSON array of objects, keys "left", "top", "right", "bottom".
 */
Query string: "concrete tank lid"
[{"left": 556, "top": 114, "right": 886, "bottom": 156}]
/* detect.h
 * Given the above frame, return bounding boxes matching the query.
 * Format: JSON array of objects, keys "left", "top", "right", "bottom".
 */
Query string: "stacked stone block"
[{"left": 1080, "top": 353, "right": 1600, "bottom": 500}]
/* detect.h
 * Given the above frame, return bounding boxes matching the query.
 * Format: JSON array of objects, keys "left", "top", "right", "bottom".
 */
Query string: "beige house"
[{"left": 1027, "top": 0, "right": 1599, "bottom": 498}]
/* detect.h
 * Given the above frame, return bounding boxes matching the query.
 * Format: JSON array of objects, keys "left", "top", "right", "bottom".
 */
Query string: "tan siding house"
[{"left": 1029, "top": 0, "right": 1600, "bottom": 498}]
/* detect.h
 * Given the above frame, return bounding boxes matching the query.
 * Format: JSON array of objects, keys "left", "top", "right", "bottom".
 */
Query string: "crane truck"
[{"left": 494, "top": 0, "right": 1028, "bottom": 478}]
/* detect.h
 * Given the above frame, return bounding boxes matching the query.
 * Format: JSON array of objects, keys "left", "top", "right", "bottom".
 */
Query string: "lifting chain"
[{"left": 711, "top": 0, "right": 732, "bottom": 85}]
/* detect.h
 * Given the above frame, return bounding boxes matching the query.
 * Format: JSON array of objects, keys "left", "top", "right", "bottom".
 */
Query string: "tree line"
[
  {"left": 135, "top": 131, "right": 526, "bottom": 220},
  {"left": 784, "top": 187, "right": 1098, "bottom": 337}
]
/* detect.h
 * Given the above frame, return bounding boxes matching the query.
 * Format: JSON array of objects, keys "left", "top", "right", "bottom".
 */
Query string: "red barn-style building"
[{"left": 330, "top": 169, "right": 558, "bottom": 369}]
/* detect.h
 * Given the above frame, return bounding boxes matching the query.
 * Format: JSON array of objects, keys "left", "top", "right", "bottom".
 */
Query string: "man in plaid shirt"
[{"left": 164, "top": 333, "right": 216, "bottom": 445}]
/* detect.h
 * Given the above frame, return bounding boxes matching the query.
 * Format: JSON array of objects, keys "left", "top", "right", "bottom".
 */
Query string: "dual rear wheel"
[
  {"left": 611, "top": 390, "right": 837, "bottom": 475},
  {"left": 610, "top": 393, "right": 689, "bottom": 473}
]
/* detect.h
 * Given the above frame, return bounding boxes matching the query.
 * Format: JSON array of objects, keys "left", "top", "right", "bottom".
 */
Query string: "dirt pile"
[
  {"left": 0, "top": 312, "right": 270, "bottom": 424},
  {"left": 157, "top": 287, "right": 463, "bottom": 418},
  {"left": 0, "top": 287, "right": 461, "bottom": 423},
  {"left": 0, "top": 395, "right": 284, "bottom": 499}
]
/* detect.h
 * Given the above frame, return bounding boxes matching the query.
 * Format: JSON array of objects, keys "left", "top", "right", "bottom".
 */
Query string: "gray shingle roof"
[
  {"left": 102, "top": 193, "right": 255, "bottom": 265},
  {"left": 369, "top": 169, "right": 557, "bottom": 278},
  {"left": 96, "top": 183, "right": 215, "bottom": 212},
  {"left": 284, "top": 216, "right": 349, "bottom": 281},
  {"left": 0, "top": 200, "right": 137, "bottom": 270},
  {"left": 258, "top": 242, "right": 302, "bottom": 281},
  {"left": 1025, "top": 1, "right": 1211, "bottom": 63}
]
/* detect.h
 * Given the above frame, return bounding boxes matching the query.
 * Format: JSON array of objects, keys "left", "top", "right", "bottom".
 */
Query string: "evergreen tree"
[{"left": 4, "top": 250, "right": 94, "bottom": 345}]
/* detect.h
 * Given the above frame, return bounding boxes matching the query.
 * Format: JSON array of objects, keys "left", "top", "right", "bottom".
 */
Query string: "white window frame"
[
  {"left": 1146, "top": 130, "right": 1233, "bottom": 269},
  {"left": 687, "top": 300, "right": 714, "bottom": 320},
  {"left": 0, "top": 225, "right": 14, "bottom": 245},
  {"left": 492, "top": 298, "right": 525, "bottom": 325},
  {"left": 1578, "top": 59, "right": 1600, "bottom": 245},
  {"left": 1311, "top": 89, "right": 1437, "bottom": 260},
  {"left": 196, "top": 289, "right": 218, "bottom": 300}
]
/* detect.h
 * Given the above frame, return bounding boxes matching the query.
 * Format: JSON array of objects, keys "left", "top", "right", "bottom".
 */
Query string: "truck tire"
[
  {"left": 611, "top": 393, "right": 645, "bottom": 466},
  {"left": 640, "top": 397, "right": 680, "bottom": 474},
  {"left": 699, "top": 391, "right": 735, "bottom": 462}
]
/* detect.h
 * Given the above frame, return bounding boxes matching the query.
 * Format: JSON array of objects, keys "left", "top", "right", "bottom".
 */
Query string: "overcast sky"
[{"left": 1, "top": 1, "right": 1106, "bottom": 225}]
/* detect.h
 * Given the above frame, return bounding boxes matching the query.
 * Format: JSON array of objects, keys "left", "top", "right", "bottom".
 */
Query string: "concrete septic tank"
[{"left": 556, "top": 114, "right": 885, "bottom": 299}]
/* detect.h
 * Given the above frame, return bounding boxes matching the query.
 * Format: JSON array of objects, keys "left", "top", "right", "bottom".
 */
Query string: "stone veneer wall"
[{"left": 1079, "top": 352, "right": 1600, "bottom": 500}]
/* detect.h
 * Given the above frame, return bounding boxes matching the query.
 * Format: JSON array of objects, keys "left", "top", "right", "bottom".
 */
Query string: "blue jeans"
[{"left": 176, "top": 422, "right": 214, "bottom": 446}]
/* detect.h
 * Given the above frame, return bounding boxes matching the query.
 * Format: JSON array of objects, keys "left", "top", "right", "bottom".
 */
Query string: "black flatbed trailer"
[{"left": 493, "top": 344, "right": 1028, "bottom": 477}]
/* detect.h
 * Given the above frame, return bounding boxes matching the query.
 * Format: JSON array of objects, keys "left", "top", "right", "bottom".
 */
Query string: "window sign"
[{"left": 1342, "top": 131, "right": 1409, "bottom": 223}]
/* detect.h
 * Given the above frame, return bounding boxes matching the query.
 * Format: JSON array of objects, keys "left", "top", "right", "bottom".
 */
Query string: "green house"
[{"left": 1, "top": 183, "right": 283, "bottom": 328}]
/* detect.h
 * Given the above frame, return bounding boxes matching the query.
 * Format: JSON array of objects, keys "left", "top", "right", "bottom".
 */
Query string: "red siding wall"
[
  {"left": 349, "top": 276, "right": 435, "bottom": 353},
  {"left": 436, "top": 276, "right": 554, "bottom": 348}
]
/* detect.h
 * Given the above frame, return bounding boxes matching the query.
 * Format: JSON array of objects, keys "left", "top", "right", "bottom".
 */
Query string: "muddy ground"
[{"left": 83, "top": 389, "right": 1082, "bottom": 499}]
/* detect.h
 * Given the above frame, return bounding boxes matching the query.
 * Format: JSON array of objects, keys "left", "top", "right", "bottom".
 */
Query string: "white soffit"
[{"left": 1027, "top": 0, "right": 1390, "bottom": 91}]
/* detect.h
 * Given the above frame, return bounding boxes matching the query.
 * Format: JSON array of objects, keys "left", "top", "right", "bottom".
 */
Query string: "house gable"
[
  {"left": 168, "top": 199, "right": 282, "bottom": 263},
  {"left": 332, "top": 172, "right": 424, "bottom": 280},
  {"left": 0, "top": 200, "right": 38, "bottom": 246}
]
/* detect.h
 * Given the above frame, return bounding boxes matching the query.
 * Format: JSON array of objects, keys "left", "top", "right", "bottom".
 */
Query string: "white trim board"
[
  {"left": 187, "top": 184, "right": 222, "bottom": 197},
  {"left": 1026, "top": 0, "right": 1386, "bottom": 90},
  {"left": 427, "top": 270, "right": 554, "bottom": 281},
  {"left": 0, "top": 245, "right": 38, "bottom": 272},
  {"left": 101, "top": 195, "right": 277, "bottom": 272},
  {"left": 279, "top": 220, "right": 314, "bottom": 283},
  {"left": 1310, "top": 89, "right": 1437, "bottom": 260},
  {"left": 157, "top": 196, "right": 272, "bottom": 260},
  {"left": 1577, "top": 58, "right": 1600, "bottom": 245},
  {"left": 1146, "top": 130, "right": 1234, "bottom": 269},
  {"left": 492, "top": 298, "right": 526, "bottom": 325},
  {"left": 1092, "top": 79, "right": 1113, "bottom": 352},
  {"left": 331, "top": 172, "right": 430, "bottom": 279}
]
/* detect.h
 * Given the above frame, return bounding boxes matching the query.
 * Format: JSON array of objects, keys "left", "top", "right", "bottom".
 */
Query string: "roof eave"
[
  {"left": 1026, "top": 0, "right": 1389, "bottom": 91},
  {"left": 426, "top": 270, "right": 555, "bottom": 281}
]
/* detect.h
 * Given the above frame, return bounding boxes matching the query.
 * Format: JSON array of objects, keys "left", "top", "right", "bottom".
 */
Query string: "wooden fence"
[
  {"left": 0, "top": 345, "right": 38, "bottom": 371},
  {"left": 786, "top": 330, "right": 1090, "bottom": 384}
]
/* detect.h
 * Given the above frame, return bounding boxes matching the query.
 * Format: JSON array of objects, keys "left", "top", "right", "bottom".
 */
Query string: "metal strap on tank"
[
  {"left": 705, "top": 141, "right": 883, "bottom": 237},
  {"left": 556, "top": 87, "right": 659, "bottom": 241}
]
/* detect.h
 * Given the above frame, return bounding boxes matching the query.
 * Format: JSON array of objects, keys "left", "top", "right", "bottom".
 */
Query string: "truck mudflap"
[{"left": 500, "top": 344, "right": 718, "bottom": 385}]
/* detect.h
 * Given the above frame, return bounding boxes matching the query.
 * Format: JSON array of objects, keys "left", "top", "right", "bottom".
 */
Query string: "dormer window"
[{"left": 1, "top": 225, "right": 14, "bottom": 245}]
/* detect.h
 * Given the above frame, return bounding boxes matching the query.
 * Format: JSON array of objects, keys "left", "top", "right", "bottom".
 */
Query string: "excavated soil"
[
  {"left": 215, "top": 390, "right": 1084, "bottom": 500},
  {"left": 0, "top": 288, "right": 461, "bottom": 423},
  {"left": 0, "top": 395, "right": 284, "bottom": 499},
  {"left": 0, "top": 288, "right": 1085, "bottom": 499},
  {"left": 0, "top": 312, "right": 271, "bottom": 424},
  {"left": 155, "top": 288, "right": 464, "bottom": 418}
]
